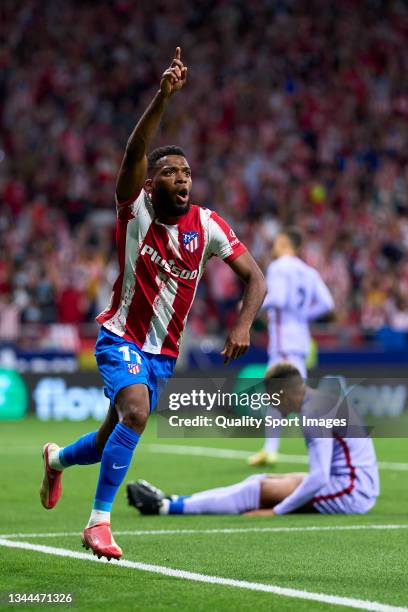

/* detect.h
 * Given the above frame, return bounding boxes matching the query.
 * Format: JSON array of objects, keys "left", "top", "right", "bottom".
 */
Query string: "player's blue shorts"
[{"left": 95, "top": 326, "right": 177, "bottom": 411}]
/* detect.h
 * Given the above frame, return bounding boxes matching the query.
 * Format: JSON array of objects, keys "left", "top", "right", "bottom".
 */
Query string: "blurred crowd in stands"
[{"left": 1, "top": 0, "right": 408, "bottom": 348}]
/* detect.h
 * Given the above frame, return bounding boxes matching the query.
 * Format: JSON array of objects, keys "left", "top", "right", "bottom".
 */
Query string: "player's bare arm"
[
  {"left": 221, "top": 252, "right": 266, "bottom": 363},
  {"left": 116, "top": 47, "right": 188, "bottom": 203}
]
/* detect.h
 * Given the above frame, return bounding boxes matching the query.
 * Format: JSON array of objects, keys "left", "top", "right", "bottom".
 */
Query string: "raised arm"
[
  {"left": 116, "top": 47, "right": 188, "bottom": 204},
  {"left": 221, "top": 252, "right": 266, "bottom": 363}
]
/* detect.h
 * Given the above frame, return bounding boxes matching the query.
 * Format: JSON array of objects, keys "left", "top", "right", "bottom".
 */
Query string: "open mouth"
[{"left": 176, "top": 188, "right": 189, "bottom": 205}]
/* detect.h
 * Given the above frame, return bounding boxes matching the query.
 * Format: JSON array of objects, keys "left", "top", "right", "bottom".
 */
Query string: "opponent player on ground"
[
  {"left": 248, "top": 228, "right": 334, "bottom": 466},
  {"left": 39, "top": 48, "right": 266, "bottom": 560},
  {"left": 128, "top": 363, "right": 379, "bottom": 516}
]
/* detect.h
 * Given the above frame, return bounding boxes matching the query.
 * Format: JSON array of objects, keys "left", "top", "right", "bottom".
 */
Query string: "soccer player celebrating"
[
  {"left": 128, "top": 364, "right": 379, "bottom": 517},
  {"left": 39, "top": 48, "right": 266, "bottom": 560},
  {"left": 248, "top": 228, "right": 334, "bottom": 466}
]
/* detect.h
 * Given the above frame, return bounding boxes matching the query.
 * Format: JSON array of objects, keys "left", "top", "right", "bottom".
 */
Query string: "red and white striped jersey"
[{"left": 96, "top": 189, "right": 246, "bottom": 357}]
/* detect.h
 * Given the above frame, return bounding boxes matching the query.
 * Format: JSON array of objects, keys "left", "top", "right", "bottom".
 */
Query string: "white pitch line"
[
  {"left": 149, "top": 443, "right": 309, "bottom": 461},
  {"left": 1, "top": 524, "right": 407, "bottom": 540},
  {"left": 147, "top": 443, "right": 408, "bottom": 471},
  {"left": 0, "top": 538, "right": 406, "bottom": 612},
  {"left": 1, "top": 444, "right": 407, "bottom": 471}
]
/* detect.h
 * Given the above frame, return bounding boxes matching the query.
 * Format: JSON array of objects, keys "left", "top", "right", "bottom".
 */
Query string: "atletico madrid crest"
[
  {"left": 127, "top": 363, "right": 141, "bottom": 375},
  {"left": 182, "top": 231, "right": 199, "bottom": 253}
]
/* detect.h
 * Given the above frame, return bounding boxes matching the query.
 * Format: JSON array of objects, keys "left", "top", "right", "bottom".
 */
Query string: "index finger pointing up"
[{"left": 175, "top": 46, "right": 181, "bottom": 60}]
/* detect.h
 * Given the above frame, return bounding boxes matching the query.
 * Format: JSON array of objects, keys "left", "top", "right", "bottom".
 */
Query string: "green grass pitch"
[{"left": 0, "top": 417, "right": 407, "bottom": 611}]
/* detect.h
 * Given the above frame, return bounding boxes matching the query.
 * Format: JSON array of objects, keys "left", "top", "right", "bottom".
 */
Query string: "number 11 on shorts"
[{"left": 118, "top": 346, "right": 141, "bottom": 363}]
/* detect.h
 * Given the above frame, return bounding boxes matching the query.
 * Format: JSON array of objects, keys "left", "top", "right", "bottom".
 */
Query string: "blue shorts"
[{"left": 95, "top": 326, "right": 177, "bottom": 411}]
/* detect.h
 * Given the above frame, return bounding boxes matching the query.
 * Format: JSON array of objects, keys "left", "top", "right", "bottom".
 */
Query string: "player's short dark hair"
[
  {"left": 281, "top": 227, "right": 303, "bottom": 251},
  {"left": 264, "top": 362, "right": 303, "bottom": 391},
  {"left": 147, "top": 146, "right": 187, "bottom": 176}
]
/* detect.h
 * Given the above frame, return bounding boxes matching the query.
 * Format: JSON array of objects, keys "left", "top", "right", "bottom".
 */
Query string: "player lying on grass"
[
  {"left": 127, "top": 364, "right": 379, "bottom": 516},
  {"left": 39, "top": 47, "right": 266, "bottom": 560}
]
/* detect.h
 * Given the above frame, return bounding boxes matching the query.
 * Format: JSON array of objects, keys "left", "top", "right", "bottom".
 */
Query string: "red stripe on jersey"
[
  {"left": 160, "top": 280, "right": 195, "bottom": 354},
  {"left": 312, "top": 435, "right": 356, "bottom": 503},
  {"left": 96, "top": 213, "right": 131, "bottom": 325},
  {"left": 161, "top": 208, "right": 205, "bottom": 353},
  {"left": 125, "top": 222, "right": 168, "bottom": 349}
]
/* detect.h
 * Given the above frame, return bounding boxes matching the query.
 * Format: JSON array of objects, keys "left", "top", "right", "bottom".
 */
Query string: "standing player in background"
[
  {"left": 39, "top": 47, "right": 266, "bottom": 560},
  {"left": 249, "top": 228, "right": 334, "bottom": 466}
]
